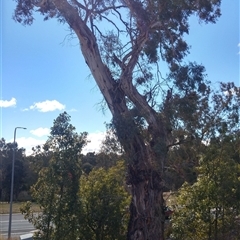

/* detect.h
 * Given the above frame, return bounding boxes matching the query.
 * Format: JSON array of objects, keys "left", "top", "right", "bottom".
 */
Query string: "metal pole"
[{"left": 8, "top": 127, "right": 26, "bottom": 239}]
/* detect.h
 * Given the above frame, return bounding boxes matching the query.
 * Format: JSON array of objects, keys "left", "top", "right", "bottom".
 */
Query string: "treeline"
[{"left": 0, "top": 139, "right": 35, "bottom": 201}]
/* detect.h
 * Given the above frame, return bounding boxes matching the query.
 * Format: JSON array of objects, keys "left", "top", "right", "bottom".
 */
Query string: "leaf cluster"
[{"left": 79, "top": 160, "right": 130, "bottom": 240}]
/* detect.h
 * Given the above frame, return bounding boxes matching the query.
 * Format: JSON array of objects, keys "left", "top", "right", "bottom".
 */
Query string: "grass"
[
  {"left": 0, "top": 195, "right": 175, "bottom": 214},
  {"left": 0, "top": 202, "right": 40, "bottom": 214}
]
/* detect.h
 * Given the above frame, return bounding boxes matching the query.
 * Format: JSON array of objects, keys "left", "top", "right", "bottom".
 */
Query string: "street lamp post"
[{"left": 8, "top": 127, "right": 26, "bottom": 240}]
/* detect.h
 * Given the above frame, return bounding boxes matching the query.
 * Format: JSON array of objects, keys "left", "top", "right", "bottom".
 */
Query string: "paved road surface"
[{"left": 0, "top": 213, "right": 35, "bottom": 238}]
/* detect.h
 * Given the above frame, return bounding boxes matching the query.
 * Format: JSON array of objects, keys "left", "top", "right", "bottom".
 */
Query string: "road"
[{"left": 0, "top": 213, "right": 35, "bottom": 238}]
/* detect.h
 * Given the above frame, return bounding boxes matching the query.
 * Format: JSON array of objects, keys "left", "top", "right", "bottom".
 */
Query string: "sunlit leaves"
[{"left": 79, "top": 161, "right": 130, "bottom": 240}]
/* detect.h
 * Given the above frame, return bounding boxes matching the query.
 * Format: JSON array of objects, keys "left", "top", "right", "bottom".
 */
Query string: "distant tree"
[
  {"left": 13, "top": 0, "right": 224, "bottom": 238},
  {"left": 81, "top": 152, "right": 97, "bottom": 174},
  {"left": 0, "top": 138, "right": 27, "bottom": 201},
  {"left": 82, "top": 151, "right": 122, "bottom": 174},
  {"left": 100, "top": 125, "right": 123, "bottom": 155},
  {"left": 27, "top": 145, "right": 53, "bottom": 174},
  {"left": 21, "top": 112, "right": 88, "bottom": 240},
  {"left": 79, "top": 160, "right": 131, "bottom": 240},
  {"left": 82, "top": 127, "right": 125, "bottom": 174}
]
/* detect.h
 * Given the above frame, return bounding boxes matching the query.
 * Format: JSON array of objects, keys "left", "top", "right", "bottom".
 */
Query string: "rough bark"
[{"left": 125, "top": 137, "right": 166, "bottom": 240}]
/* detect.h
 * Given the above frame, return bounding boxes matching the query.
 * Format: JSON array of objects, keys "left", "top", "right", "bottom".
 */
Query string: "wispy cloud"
[
  {"left": 26, "top": 100, "right": 65, "bottom": 112},
  {"left": 30, "top": 127, "right": 50, "bottom": 137},
  {"left": 0, "top": 98, "right": 16, "bottom": 107},
  {"left": 238, "top": 43, "right": 240, "bottom": 54}
]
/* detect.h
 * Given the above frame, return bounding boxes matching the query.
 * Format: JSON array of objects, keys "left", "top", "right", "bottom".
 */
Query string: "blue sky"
[{"left": 1, "top": 0, "right": 239, "bottom": 155}]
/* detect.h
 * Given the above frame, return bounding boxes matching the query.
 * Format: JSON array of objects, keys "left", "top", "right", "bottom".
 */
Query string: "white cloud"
[
  {"left": 82, "top": 131, "right": 106, "bottom": 155},
  {"left": 9, "top": 131, "right": 106, "bottom": 156},
  {"left": 23, "top": 131, "right": 106, "bottom": 156},
  {"left": 30, "top": 127, "right": 50, "bottom": 137},
  {"left": 0, "top": 98, "right": 16, "bottom": 107},
  {"left": 29, "top": 100, "right": 65, "bottom": 112},
  {"left": 11, "top": 137, "right": 46, "bottom": 156}
]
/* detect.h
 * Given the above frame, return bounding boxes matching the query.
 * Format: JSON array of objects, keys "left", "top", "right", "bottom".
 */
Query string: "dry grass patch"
[
  {"left": 0, "top": 236, "right": 19, "bottom": 240},
  {"left": 0, "top": 202, "right": 40, "bottom": 214}
]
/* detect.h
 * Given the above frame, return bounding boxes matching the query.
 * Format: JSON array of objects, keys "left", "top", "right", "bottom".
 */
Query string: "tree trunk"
[
  {"left": 113, "top": 115, "right": 167, "bottom": 240},
  {"left": 126, "top": 149, "right": 165, "bottom": 240},
  {"left": 51, "top": 1, "right": 168, "bottom": 239},
  {"left": 108, "top": 96, "right": 167, "bottom": 240}
]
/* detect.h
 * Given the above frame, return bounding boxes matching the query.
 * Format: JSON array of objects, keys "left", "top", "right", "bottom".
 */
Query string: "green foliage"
[
  {"left": 11, "top": 0, "right": 233, "bottom": 239},
  {"left": 12, "top": 0, "right": 222, "bottom": 87},
  {"left": 170, "top": 134, "right": 240, "bottom": 240},
  {"left": 82, "top": 151, "right": 123, "bottom": 174},
  {"left": 165, "top": 141, "right": 201, "bottom": 190},
  {"left": 0, "top": 138, "right": 29, "bottom": 201},
  {"left": 21, "top": 112, "right": 130, "bottom": 240},
  {"left": 79, "top": 160, "right": 131, "bottom": 240},
  {"left": 21, "top": 112, "right": 88, "bottom": 240},
  {"left": 164, "top": 81, "right": 240, "bottom": 191}
]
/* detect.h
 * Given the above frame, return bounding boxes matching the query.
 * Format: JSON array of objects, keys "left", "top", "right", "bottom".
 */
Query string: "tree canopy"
[
  {"left": 79, "top": 160, "right": 131, "bottom": 239},
  {"left": 12, "top": 0, "right": 234, "bottom": 239}
]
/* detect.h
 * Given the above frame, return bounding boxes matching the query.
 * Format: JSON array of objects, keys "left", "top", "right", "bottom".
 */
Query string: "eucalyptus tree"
[{"left": 13, "top": 0, "right": 222, "bottom": 238}]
